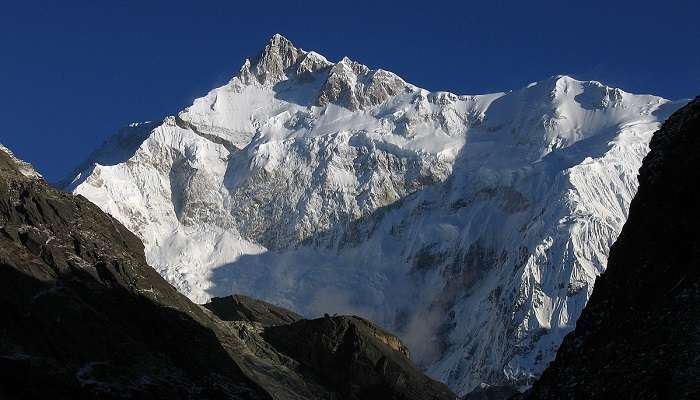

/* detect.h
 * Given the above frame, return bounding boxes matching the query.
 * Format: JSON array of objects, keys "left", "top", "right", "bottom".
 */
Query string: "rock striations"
[
  {"left": 65, "top": 34, "right": 686, "bottom": 394},
  {"left": 0, "top": 144, "right": 453, "bottom": 399}
]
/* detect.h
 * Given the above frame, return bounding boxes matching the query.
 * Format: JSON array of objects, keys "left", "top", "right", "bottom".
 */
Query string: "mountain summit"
[
  {"left": 239, "top": 34, "right": 308, "bottom": 85},
  {"left": 65, "top": 35, "right": 686, "bottom": 394},
  {"left": 239, "top": 34, "right": 412, "bottom": 110}
]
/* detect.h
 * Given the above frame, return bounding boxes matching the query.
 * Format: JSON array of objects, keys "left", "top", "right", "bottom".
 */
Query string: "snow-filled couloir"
[{"left": 65, "top": 34, "right": 686, "bottom": 395}]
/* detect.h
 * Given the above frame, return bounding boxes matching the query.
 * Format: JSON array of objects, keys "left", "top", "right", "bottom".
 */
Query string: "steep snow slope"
[
  {"left": 527, "top": 97, "right": 700, "bottom": 400},
  {"left": 67, "top": 34, "right": 685, "bottom": 394}
]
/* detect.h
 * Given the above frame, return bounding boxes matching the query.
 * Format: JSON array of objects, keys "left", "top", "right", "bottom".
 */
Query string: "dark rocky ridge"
[
  {"left": 461, "top": 385, "right": 519, "bottom": 400},
  {"left": 525, "top": 97, "right": 700, "bottom": 399},
  {"left": 0, "top": 145, "right": 455, "bottom": 399},
  {"left": 204, "top": 297, "right": 445, "bottom": 399},
  {"left": 264, "top": 316, "right": 449, "bottom": 400},
  {"left": 205, "top": 297, "right": 446, "bottom": 400},
  {"left": 0, "top": 147, "right": 272, "bottom": 399},
  {"left": 205, "top": 294, "right": 302, "bottom": 327}
]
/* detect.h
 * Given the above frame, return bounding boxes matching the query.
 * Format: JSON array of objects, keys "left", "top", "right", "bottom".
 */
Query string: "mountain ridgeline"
[
  {"left": 0, "top": 144, "right": 453, "bottom": 399},
  {"left": 64, "top": 34, "right": 685, "bottom": 394}
]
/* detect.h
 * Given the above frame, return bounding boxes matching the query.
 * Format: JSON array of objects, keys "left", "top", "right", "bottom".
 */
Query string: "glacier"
[{"left": 66, "top": 34, "right": 685, "bottom": 394}]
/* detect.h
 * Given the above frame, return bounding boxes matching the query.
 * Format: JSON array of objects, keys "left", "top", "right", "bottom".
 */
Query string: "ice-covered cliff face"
[{"left": 66, "top": 34, "right": 685, "bottom": 395}]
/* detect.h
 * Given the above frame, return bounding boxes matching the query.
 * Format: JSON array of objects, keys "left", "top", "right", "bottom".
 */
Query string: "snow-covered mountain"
[{"left": 66, "top": 34, "right": 684, "bottom": 395}]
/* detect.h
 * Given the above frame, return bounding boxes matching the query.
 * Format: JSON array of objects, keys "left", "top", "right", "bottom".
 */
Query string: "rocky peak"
[
  {"left": 316, "top": 56, "right": 413, "bottom": 111},
  {"left": 236, "top": 36, "right": 414, "bottom": 110},
  {"left": 239, "top": 33, "right": 306, "bottom": 85},
  {"left": 336, "top": 56, "right": 371, "bottom": 76}
]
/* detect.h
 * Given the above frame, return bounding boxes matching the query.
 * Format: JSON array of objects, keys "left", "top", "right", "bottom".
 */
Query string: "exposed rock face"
[
  {"left": 264, "top": 316, "right": 452, "bottom": 400},
  {"left": 0, "top": 144, "right": 453, "bottom": 399},
  {"left": 66, "top": 34, "right": 686, "bottom": 394},
  {"left": 316, "top": 57, "right": 413, "bottom": 111},
  {"left": 527, "top": 97, "right": 700, "bottom": 399},
  {"left": 205, "top": 294, "right": 303, "bottom": 327},
  {"left": 238, "top": 34, "right": 411, "bottom": 111},
  {"left": 240, "top": 34, "right": 306, "bottom": 85},
  {"left": 0, "top": 144, "right": 43, "bottom": 179}
]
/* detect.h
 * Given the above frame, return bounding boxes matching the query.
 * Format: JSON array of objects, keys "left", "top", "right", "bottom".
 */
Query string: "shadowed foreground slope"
[
  {"left": 526, "top": 97, "right": 700, "bottom": 399},
  {"left": 0, "top": 146, "right": 270, "bottom": 399},
  {"left": 0, "top": 145, "right": 454, "bottom": 399}
]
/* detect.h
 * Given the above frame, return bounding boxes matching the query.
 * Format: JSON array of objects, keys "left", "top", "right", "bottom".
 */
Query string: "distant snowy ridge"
[{"left": 67, "top": 34, "right": 686, "bottom": 395}]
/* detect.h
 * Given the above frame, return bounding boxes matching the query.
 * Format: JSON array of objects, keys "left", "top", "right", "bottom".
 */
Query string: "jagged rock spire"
[
  {"left": 316, "top": 57, "right": 412, "bottom": 111},
  {"left": 236, "top": 35, "right": 413, "bottom": 110},
  {"left": 239, "top": 33, "right": 306, "bottom": 85}
]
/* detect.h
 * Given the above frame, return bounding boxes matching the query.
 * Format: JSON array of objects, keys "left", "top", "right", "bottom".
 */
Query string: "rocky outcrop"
[
  {"left": 316, "top": 57, "right": 414, "bottom": 111},
  {"left": 205, "top": 294, "right": 302, "bottom": 327},
  {"left": 264, "top": 315, "right": 452, "bottom": 400},
  {"left": 526, "top": 97, "right": 700, "bottom": 399},
  {"left": 0, "top": 144, "right": 454, "bottom": 399},
  {"left": 239, "top": 34, "right": 306, "bottom": 85}
]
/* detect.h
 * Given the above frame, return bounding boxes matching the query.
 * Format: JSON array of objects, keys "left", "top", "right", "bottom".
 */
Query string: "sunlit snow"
[{"left": 67, "top": 35, "right": 686, "bottom": 394}]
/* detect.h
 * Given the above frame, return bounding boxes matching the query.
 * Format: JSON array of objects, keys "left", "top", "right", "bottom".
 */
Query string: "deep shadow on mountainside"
[
  {"left": 0, "top": 146, "right": 454, "bottom": 399},
  {"left": 520, "top": 97, "right": 700, "bottom": 399}
]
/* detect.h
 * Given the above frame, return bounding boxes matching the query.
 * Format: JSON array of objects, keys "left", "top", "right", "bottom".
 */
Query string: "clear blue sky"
[{"left": 1, "top": 0, "right": 697, "bottom": 182}]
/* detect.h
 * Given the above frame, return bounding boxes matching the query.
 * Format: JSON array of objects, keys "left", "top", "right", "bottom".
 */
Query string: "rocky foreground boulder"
[
  {"left": 524, "top": 97, "right": 700, "bottom": 399},
  {"left": 0, "top": 144, "right": 454, "bottom": 399}
]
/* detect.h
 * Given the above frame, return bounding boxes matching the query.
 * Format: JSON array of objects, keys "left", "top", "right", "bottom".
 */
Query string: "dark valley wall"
[{"left": 0, "top": 145, "right": 272, "bottom": 399}]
